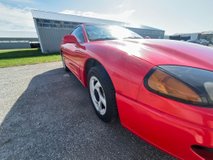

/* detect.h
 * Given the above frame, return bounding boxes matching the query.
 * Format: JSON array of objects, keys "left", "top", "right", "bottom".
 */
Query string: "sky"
[{"left": 0, "top": 0, "right": 213, "bottom": 36}]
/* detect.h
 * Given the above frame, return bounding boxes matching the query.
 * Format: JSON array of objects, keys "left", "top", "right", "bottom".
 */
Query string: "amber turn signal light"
[{"left": 146, "top": 69, "right": 202, "bottom": 104}]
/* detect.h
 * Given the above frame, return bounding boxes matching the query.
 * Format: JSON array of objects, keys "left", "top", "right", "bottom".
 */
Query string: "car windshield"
[{"left": 85, "top": 24, "right": 143, "bottom": 41}]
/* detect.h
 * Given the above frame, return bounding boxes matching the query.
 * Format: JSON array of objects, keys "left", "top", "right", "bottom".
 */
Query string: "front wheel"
[{"left": 88, "top": 66, "right": 117, "bottom": 122}]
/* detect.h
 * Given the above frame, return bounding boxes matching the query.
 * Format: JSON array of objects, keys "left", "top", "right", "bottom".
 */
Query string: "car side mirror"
[
  {"left": 63, "top": 35, "right": 85, "bottom": 50},
  {"left": 63, "top": 34, "right": 78, "bottom": 44}
]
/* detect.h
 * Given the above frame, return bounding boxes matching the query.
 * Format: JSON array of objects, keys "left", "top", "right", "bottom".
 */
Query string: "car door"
[{"left": 63, "top": 26, "right": 86, "bottom": 78}]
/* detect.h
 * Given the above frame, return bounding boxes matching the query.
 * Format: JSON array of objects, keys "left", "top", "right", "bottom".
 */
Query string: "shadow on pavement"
[{"left": 0, "top": 68, "right": 175, "bottom": 160}]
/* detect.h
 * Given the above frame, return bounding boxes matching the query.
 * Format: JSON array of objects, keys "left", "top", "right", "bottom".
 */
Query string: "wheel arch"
[{"left": 83, "top": 58, "right": 114, "bottom": 90}]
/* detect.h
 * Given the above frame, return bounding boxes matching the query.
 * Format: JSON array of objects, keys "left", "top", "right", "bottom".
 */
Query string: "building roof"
[
  {"left": 173, "top": 31, "right": 213, "bottom": 36},
  {"left": 32, "top": 10, "right": 126, "bottom": 26},
  {"left": 201, "top": 31, "right": 213, "bottom": 35},
  {"left": 31, "top": 10, "right": 164, "bottom": 31},
  {"left": 127, "top": 25, "right": 164, "bottom": 31}
]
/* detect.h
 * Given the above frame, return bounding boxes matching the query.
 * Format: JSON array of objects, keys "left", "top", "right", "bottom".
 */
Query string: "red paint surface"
[{"left": 61, "top": 24, "right": 213, "bottom": 160}]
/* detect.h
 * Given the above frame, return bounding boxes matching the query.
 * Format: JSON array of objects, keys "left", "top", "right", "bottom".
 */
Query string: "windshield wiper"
[
  {"left": 91, "top": 37, "right": 117, "bottom": 41},
  {"left": 124, "top": 36, "right": 143, "bottom": 39}
]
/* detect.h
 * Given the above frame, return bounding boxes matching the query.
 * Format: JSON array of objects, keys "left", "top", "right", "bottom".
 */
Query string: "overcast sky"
[{"left": 0, "top": 0, "right": 213, "bottom": 36}]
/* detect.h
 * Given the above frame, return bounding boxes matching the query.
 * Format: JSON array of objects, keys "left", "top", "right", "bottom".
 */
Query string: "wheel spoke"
[
  {"left": 97, "top": 101, "right": 102, "bottom": 110},
  {"left": 99, "top": 93, "right": 106, "bottom": 107},
  {"left": 94, "top": 81, "right": 101, "bottom": 90}
]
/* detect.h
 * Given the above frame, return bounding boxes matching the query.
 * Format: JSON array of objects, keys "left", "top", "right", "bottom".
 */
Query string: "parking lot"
[{"left": 0, "top": 62, "right": 175, "bottom": 160}]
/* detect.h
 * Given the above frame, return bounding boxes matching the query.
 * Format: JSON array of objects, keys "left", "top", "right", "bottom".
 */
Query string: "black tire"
[
  {"left": 87, "top": 66, "right": 117, "bottom": 122},
  {"left": 61, "top": 53, "right": 69, "bottom": 71}
]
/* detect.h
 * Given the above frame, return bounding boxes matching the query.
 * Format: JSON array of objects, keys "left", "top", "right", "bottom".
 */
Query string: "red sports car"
[{"left": 60, "top": 24, "right": 213, "bottom": 160}]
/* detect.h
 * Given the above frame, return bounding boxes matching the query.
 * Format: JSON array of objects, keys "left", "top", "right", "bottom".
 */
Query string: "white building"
[
  {"left": 32, "top": 10, "right": 165, "bottom": 53},
  {"left": 169, "top": 32, "right": 213, "bottom": 45},
  {"left": 0, "top": 31, "right": 38, "bottom": 49}
]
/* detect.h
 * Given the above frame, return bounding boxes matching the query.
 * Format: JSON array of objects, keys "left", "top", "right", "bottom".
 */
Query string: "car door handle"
[{"left": 75, "top": 50, "right": 83, "bottom": 54}]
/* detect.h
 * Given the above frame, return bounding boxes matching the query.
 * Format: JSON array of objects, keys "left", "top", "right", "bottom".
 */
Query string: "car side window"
[{"left": 72, "top": 26, "right": 85, "bottom": 43}]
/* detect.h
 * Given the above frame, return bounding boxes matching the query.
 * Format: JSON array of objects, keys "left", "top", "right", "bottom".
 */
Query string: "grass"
[{"left": 0, "top": 48, "right": 61, "bottom": 68}]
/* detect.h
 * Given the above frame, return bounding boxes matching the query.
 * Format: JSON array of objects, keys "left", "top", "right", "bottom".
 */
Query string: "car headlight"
[{"left": 144, "top": 65, "right": 213, "bottom": 107}]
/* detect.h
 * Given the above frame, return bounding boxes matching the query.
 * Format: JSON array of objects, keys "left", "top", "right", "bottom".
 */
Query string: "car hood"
[{"left": 93, "top": 39, "right": 213, "bottom": 71}]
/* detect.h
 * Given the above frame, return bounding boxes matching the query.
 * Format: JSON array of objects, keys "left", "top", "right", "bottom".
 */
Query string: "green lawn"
[{"left": 0, "top": 48, "right": 61, "bottom": 68}]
